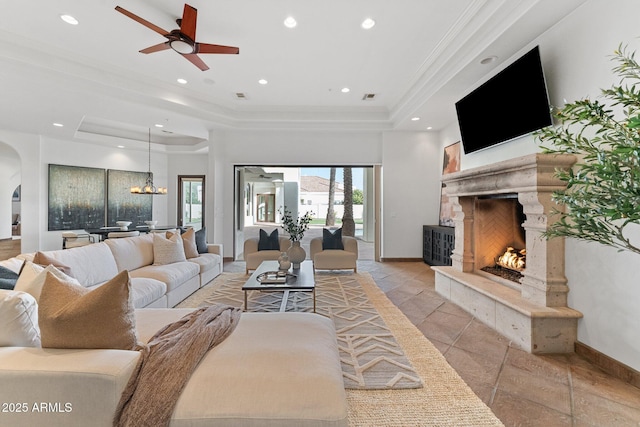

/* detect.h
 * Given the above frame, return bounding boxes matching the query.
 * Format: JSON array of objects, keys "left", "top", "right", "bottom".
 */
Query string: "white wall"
[
  {"left": 0, "top": 131, "right": 169, "bottom": 252},
  {"left": 438, "top": 0, "right": 640, "bottom": 371},
  {"left": 382, "top": 132, "right": 442, "bottom": 258}
]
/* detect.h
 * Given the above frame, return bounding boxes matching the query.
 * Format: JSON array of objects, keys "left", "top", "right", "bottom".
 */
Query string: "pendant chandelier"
[{"left": 130, "top": 128, "right": 167, "bottom": 195}]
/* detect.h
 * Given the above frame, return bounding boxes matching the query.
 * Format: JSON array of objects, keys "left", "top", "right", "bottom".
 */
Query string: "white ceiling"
[{"left": 0, "top": 0, "right": 587, "bottom": 149}]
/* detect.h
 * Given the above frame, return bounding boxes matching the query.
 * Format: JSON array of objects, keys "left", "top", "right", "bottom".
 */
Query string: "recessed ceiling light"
[
  {"left": 361, "top": 18, "right": 376, "bottom": 29},
  {"left": 60, "top": 15, "right": 78, "bottom": 25},
  {"left": 480, "top": 56, "right": 498, "bottom": 65},
  {"left": 258, "top": 79, "right": 268, "bottom": 85},
  {"left": 426, "top": 126, "right": 433, "bottom": 130},
  {"left": 411, "top": 117, "right": 420, "bottom": 121},
  {"left": 341, "top": 87, "right": 350, "bottom": 93},
  {"left": 155, "top": 124, "right": 164, "bottom": 128},
  {"left": 177, "top": 78, "right": 188, "bottom": 84},
  {"left": 284, "top": 16, "right": 297, "bottom": 28},
  {"left": 53, "top": 123, "right": 64, "bottom": 127},
  {"left": 117, "top": 145, "right": 125, "bottom": 149}
]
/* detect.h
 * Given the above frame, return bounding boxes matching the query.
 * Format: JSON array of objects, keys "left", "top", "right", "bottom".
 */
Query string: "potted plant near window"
[
  {"left": 279, "top": 207, "right": 314, "bottom": 268},
  {"left": 535, "top": 44, "right": 640, "bottom": 254}
]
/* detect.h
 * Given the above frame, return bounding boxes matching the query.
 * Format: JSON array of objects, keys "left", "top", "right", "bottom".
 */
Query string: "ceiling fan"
[{"left": 115, "top": 3, "right": 239, "bottom": 71}]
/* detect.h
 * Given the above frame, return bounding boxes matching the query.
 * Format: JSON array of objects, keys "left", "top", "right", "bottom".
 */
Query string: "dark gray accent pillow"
[
  {"left": 258, "top": 229, "right": 279, "bottom": 251},
  {"left": 322, "top": 228, "right": 344, "bottom": 250},
  {"left": 195, "top": 227, "right": 208, "bottom": 254},
  {"left": 0, "top": 266, "right": 19, "bottom": 290}
]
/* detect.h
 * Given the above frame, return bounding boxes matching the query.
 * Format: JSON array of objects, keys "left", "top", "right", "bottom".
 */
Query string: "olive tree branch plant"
[{"left": 535, "top": 44, "right": 640, "bottom": 255}]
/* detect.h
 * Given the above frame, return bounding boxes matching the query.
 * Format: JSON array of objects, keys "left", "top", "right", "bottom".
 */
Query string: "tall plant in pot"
[
  {"left": 279, "top": 207, "right": 314, "bottom": 268},
  {"left": 535, "top": 44, "right": 640, "bottom": 254}
]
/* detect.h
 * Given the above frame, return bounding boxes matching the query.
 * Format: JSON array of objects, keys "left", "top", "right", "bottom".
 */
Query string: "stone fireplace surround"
[{"left": 433, "top": 153, "right": 583, "bottom": 353}]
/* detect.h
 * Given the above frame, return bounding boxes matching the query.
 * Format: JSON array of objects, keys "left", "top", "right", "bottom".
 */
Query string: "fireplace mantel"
[{"left": 433, "top": 153, "right": 583, "bottom": 353}]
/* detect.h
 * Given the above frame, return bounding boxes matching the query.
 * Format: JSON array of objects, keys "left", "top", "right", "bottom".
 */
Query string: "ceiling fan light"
[{"left": 170, "top": 39, "right": 195, "bottom": 54}]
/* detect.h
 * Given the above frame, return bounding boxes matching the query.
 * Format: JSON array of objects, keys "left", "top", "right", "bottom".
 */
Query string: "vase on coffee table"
[{"left": 287, "top": 241, "right": 306, "bottom": 269}]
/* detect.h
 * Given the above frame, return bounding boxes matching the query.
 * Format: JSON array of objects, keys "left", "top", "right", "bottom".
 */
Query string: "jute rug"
[{"left": 177, "top": 272, "right": 423, "bottom": 390}]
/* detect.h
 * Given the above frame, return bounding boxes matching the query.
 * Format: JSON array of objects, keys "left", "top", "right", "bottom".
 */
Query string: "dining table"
[{"left": 84, "top": 225, "right": 178, "bottom": 241}]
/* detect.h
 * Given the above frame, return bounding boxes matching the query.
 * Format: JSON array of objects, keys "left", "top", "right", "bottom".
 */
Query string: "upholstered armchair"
[
  {"left": 310, "top": 235, "right": 358, "bottom": 273},
  {"left": 244, "top": 235, "right": 291, "bottom": 274}
]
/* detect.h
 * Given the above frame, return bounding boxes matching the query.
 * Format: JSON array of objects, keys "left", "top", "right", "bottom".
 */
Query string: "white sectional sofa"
[
  {"left": 0, "top": 233, "right": 223, "bottom": 308},
  {"left": 0, "top": 233, "right": 349, "bottom": 427}
]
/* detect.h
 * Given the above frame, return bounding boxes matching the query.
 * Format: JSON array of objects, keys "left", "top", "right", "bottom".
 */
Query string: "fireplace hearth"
[{"left": 433, "top": 153, "right": 583, "bottom": 353}]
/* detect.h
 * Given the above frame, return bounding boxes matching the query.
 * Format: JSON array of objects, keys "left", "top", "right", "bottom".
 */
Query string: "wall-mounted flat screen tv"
[{"left": 455, "top": 46, "right": 552, "bottom": 154}]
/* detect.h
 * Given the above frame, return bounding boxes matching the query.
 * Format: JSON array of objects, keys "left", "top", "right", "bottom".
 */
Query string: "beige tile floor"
[{"left": 225, "top": 258, "right": 640, "bottom": 427}]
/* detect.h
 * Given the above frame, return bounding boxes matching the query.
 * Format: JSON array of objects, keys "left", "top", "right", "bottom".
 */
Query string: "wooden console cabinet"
[{"left": 423, "top": 225, "right": 454, "bottom": 266}]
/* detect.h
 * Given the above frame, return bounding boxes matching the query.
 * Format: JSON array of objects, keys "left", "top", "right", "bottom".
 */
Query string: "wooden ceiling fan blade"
[
  {"left": 115, "top": 6, "right": 170, "bottom": 36},
  {"left": 180, "top": 4, "right": 198, "bottom": 41},
  {"left": 183, "top": 53, "right": 210, "bottom": 71},
  {"left": 140, "top": 42, "right": 170, "bottom": 54},
  {"left": 196, "top": 43, "right": 239, "bottom": 55}
]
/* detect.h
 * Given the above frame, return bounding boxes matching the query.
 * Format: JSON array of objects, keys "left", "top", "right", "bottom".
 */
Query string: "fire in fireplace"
[{"left": 496, "top": 247, "right": 526, "bottom": 271}]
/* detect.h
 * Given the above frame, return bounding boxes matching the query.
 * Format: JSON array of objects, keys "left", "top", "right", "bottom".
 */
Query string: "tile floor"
[{"left": 227, "top": 258, "right": 640, "bottom": 427}]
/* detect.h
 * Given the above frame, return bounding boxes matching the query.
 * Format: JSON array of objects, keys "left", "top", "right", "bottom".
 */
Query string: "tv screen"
[{"left": 455, "top": 46, "right": 552, "bottom": 154}]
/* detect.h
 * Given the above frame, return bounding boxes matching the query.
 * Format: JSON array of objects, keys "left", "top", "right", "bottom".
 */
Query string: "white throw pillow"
[
  {"left": 14, "top": 261, "right": 80, "bottom": 302},
  {"left": 0, "top": 290, "right": 41, "bottom": 347},
  {"left": 153, "top": 232, "right": 187, "bottom": 265}
]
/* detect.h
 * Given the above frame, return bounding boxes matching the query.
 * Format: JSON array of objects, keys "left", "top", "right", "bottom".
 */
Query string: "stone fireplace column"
[
  {"left": 519, "top": 191, "right": 569, "bottom": 307},
  {"left": 449, "top": 195, "right": 475, "bottom": 273}
]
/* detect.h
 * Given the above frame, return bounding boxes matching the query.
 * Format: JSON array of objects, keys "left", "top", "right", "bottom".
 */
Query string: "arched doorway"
[{"left": 0, "top": 142, "right": 21, "bottom": 256}]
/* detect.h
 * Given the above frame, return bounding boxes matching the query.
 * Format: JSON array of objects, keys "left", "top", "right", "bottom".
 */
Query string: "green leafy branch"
[
  {"left": 279, "top": 207, "right": 314, "bottom": 242},
  {"left": 535, "top": 44, "right": 640, "bottom": 255}
]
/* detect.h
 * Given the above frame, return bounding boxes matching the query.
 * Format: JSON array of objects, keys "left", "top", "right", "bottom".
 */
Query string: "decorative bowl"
[
  {"left": 144, "top": 220, "right": 158, "bottom": 229},
  {"left": 116, "top": 220, "right": 132, "bottom": 231}
]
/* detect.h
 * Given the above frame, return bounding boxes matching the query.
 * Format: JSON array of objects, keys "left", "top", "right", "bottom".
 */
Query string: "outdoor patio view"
[{"left": 236, "top": 166, "right": 374, "bottom": 260}]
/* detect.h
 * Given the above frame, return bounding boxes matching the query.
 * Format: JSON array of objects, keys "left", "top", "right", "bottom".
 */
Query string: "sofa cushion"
[
  {"left": 38, "top": 270, "right": 138, "bottom": 350},
  {"left": 322, "top": 228, "right": 344, "bottom": 250},
  {"left": 14, "top": 262, "right": 80, "bottom": 301},
  {"left": 139, "top": 311, "right": 349, "bottom": 427},
  {"left": 129, "top": 277, "right": 167, "bottom": 308},
  {"left": 0, "top": 265, "right": 19, "bottom": 290},
  {"left": 35, "top": 243, "right": 119, "bottom": 288},
  {"left": 129, "top": 262, "right": 199, "bottom": 293},
  {"left": 178, "top": 228, "right": 200, "bottom": 259},
  {"left": 153, "top": 232, "right": 187, "bottom": 265},
  {"left": 106, "top": 234, "right": 154, "bottom": 272},
  {"left": 258, "top": 229, "right": 280, "bottom": 251},
  {"left": 188, "top": 253, "right": 221, "bottom": 274},
  {"left": 195, "top": 227, "right": 208, "bottom": 254},
  {"left": 33, "top": 251, "right": 74, "bottom": 276},
  {"left": 0, "top": 290, "right": 40, "bottom": 347}
]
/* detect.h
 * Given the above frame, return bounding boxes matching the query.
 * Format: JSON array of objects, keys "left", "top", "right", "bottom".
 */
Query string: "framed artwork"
[
  {"left": 439, "top": 142, "right": 461, "bottom": 227},
  {"left": 48, "top": 164, "right": 106, "bottom": 230},
  {"left": 107, "top": 169, "right": 152, "bottom": 227}
]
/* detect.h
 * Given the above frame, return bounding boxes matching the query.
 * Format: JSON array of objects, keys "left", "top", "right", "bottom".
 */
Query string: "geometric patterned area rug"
[{"left": 177, "top": 271, "right": 423, "bottom": 390}]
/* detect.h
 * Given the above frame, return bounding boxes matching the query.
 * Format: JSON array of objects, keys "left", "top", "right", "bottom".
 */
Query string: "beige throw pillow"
[
  {"left": 177, "top": 228, "right": 199, "bottom": 259},
  {"left": 14, "top": 261, "right": 80, "bottom": 302},
  {"left": 33, "top": 251, "right": 73, "bottom": 277},
  {"left": 38, "top": 270, "right": 138, "bottom": 350},
  {"left": 153, "top": 232, "right": 187, "bottom": 265}
]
